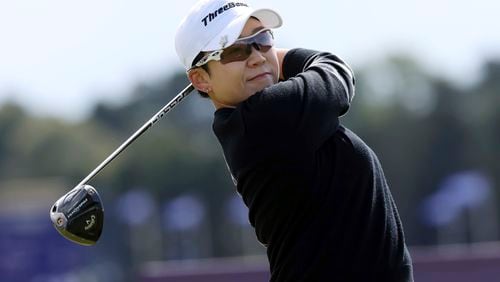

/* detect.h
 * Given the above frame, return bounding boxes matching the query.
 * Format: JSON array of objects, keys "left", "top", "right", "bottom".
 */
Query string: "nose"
[{"left": 247, "top": 44, "right": 267, "bottom": 67}]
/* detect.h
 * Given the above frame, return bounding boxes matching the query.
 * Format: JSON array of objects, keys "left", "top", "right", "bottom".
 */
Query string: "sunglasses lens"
[
  {"left": 219, "top": 30, "right": 273, "bottom": 64},
  {"left": 220, "top": 45, "right": 252, "bottom": 64},
  {"left": 258, "top": 45, "right": 272, "bottom": 53}
]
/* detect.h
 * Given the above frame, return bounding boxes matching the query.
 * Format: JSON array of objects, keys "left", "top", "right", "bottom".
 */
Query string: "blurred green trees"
[{"left": 0, "top": 55, "right": 498, "bottom": 256}]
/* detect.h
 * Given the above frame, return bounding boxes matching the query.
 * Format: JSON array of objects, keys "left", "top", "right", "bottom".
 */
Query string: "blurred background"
[{"left": 0, "top": 0, "right": 499, "bottom": 281}]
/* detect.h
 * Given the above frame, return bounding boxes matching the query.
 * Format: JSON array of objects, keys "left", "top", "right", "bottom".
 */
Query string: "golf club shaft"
[{"left": 73, "top": 83, "right": 194, "bottom": 191}]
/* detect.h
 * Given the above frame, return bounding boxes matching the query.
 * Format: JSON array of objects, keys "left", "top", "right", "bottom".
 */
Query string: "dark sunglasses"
[{"left": 190, "top": 28, "right": 274, "bottom": 70}]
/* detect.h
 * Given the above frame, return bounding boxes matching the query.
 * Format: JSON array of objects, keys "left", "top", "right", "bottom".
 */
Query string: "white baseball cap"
[{"left": 175, "top": 0, "right": 282, "bottom": 70}]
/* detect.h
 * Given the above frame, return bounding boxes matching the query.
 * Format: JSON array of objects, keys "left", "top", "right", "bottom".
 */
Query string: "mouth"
[{"left": 248, "top": 72, "right": 272, "bottom": 81}]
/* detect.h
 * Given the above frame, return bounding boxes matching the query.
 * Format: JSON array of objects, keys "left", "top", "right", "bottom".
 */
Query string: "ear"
[{"left": 188, "top": 68, "right": 212, "bottom": 93}]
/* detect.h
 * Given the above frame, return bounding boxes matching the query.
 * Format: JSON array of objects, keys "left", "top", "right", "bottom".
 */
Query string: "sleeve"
[{"left": 236, "top": 48, "right": 356, "bottom": 153}]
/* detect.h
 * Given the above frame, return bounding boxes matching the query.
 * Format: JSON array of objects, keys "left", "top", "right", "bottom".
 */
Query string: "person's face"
[{"left": 192, "top": 18, "right": 280, "bottom": 108}]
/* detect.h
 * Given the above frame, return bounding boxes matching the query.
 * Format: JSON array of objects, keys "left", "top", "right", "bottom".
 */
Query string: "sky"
[{"left": 0, "top": 0, "right": 499, "bottom": 121}]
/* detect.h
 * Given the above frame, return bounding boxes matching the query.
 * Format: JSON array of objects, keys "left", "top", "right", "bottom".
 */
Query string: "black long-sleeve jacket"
[{"left": 213, "top": 48, "right": 413, "bottom": 282}]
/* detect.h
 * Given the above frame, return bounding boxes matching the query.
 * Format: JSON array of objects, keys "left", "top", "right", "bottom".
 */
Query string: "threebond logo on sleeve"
[{"left": 201, "top": 2, "right": 249, "bottom": 26}]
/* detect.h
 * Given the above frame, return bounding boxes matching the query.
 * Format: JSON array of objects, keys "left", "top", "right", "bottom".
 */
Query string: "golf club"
[{"left": 50, "top": 83, "right": 195, "bottom": 246}]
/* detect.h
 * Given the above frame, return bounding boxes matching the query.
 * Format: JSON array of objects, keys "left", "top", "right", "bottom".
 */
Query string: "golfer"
[{"left": 175, "top": 0, "right": 414, "bottom": 281}]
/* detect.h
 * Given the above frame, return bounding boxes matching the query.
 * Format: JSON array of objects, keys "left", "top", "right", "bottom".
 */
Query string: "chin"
[{"left": 256, "top": 81, "right": 276, "bottom": 93}]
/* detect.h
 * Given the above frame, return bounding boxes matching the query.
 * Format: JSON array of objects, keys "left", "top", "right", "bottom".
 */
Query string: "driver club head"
[{"left": 50, "top": 184, "right": 104, "bottom": 246}]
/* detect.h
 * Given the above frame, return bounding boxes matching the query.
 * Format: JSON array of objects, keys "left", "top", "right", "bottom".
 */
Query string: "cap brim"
[{"left": 202, "top": 8, "right": 282, "bottom": 52}]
